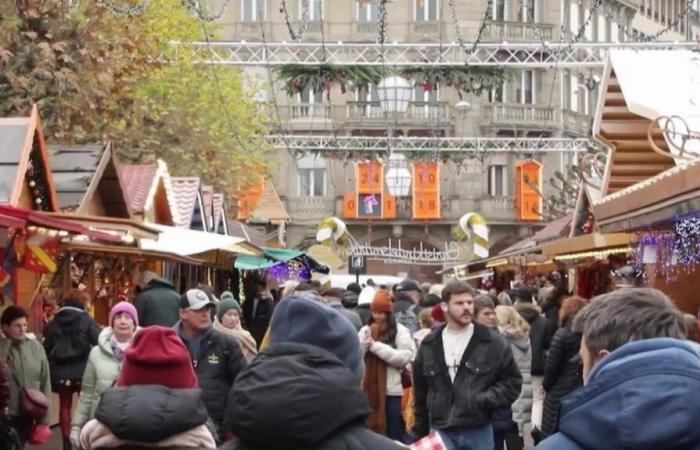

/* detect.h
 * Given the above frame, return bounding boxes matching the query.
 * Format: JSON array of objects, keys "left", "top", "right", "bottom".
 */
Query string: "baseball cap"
[
  {"left": 180, "top": 288, "right": 215, "bottom": 310},
  {"left": 397, "top": 280, "right": 421, "bottom": 292}
]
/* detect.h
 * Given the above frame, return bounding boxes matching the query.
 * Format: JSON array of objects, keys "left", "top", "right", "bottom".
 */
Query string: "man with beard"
[{"left": 412, "top": 281, "right": 521, "bottom": 450}]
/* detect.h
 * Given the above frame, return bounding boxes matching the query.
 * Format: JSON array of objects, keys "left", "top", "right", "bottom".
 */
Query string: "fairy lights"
[{"left": 554, "top": 246, "right": 632, "bottom": 261}]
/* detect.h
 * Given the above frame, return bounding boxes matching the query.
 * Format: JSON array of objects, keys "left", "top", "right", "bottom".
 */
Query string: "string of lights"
[
  {"left": 181, "top": 0, "right": 233, "bottom": 22},
  {"left": 279, "top": 0, "right": 309, "bottom": 41}
]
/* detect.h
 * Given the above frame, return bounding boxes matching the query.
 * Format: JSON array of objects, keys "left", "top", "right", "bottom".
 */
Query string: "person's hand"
[
  {"left": 363, "top": 335, "right": 375, "bottom": 351},
  {"left": 70, "top": 426, "right": 81, "bottom": 449}
]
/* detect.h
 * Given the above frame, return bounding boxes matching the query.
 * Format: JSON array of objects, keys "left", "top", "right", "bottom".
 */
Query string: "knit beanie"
[
  {"left": 116, "top": 326, "right": 197, "bottom": 389},
  {"left": 109, "top": 301, "right": 139, "bottom": 327},
  {"left": 371, "top": 289, "right": 393, "bottom": 314},
  {"left": 269, "top": 296, "right": 364, "bottom": 382},
  {"left": 431, "top": 304, "right": 445, "bottom": 323},
  {"left": 217, "top": 295, "right": 241, "bottom": 321}
]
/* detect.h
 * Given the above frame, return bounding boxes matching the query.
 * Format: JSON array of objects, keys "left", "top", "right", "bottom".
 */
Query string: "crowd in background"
[{"left": 1, "top": 269, "right": 700, "bottom": 450}]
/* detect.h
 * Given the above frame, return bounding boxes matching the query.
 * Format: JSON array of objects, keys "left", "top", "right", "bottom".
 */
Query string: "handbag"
[{"left": 6, "top": 358, "right": 48, "bottom": 421}]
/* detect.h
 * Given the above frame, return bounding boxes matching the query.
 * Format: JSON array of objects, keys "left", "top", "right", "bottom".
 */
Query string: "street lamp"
[
  {"left": 385, "top": 153, "right": 412, "bottom": 197},
  {"left": 377, "top": 76, "right": 413, "bottom": 196},
  {"left": 377, "top": 76, "right": 413, "bottom": 113}
]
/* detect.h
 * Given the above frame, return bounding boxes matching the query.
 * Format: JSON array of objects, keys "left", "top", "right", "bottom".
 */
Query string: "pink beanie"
[{"left": 109, "top": 301, "right": 139, "bottom": 327}]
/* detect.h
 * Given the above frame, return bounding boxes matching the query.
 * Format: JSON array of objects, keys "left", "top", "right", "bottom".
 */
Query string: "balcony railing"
[
  {"left": 487, "top": 103, "right": 556, "bottom": 128},
  {"left": 285, "top": 196, "right": 336, "bottom": 221},
  {"left": 291, "top": 103, "right": 333, "bottom": 119},
  {"left": 346, "top": 101, "right": 453, "bottom": 124},
  {"left": 354, "top": 21, "right": 379, "bottom": 34},
  {"left": 483, "top": 20, "right": 555, "bottom": 41}
]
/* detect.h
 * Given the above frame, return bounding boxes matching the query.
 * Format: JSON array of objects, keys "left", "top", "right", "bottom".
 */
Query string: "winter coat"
[
  {"left": 79, "top": 385, "right": 216, "bottom": 450},
  {"left": 43, "top": 304, "right": 100, "bottom": 390},
  {"left": 541, "top": 324, "right": 582, "bottom": 437},
  {"left": 412, "top": 323, "right": 522, "bottom": 438},
  {"left": 537, "top": 338, "right": 700, "bottom": 450},
  {"left": 72, "top": 327, "right": 140, "bottom": 429},
  {"left": 356, "top": 304, "right": 371, "bottom": 326},
  {"left": 328, "top": 299, "right": 363, "bottom": 331},
  {"left": 505, "top": 332, "right": 533, "bottom": 434},
  {"left": 174, "top": 323, "right": 246, "bottom": 430},
  {"left": 540, "top": 289, "right": 565, "bottom": 341},
  {"left": 223, "top": 342, "right": 408, "bottom": 450},
  {"left": 134, "top": 277, "right": 181, "bottom": 327},
  {"left": 515, "top": 302, "right": 551, "bottom": 376},
  {"left": 358, "top": 323, "right": 416, "bottom": 396},
  {"left": 0, "top": 335, "right": 51, "bottom": 424},
  {"left": 212, "top": 318, "right": 257, "bottom": 362},
  {"left": 241, "top": 296, "right": 273, "bottom": 347},
  {"left": 0, "top": 360, "right": 9, "bottom": 412}
]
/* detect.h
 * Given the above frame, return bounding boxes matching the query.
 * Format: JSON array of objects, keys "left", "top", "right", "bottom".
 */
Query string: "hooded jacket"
[
  {"left": 72, "top": 327, "right": 140, "bottom": 429},
  {"left": 515, "top": 302, "right": 550, "bottom": 376},
  {"left": 0, "top": 335, "right": 51, "bottom": 424},
  {"left": 358, "top": 323, "right": 415, "bottom": 396},
  {"left": 43, "top": 304, "right": 100, "bottom": 388},
  {"left": 504, "top": 332, "right": 532, "bottom": 433},
  {"left": 222, "top": 342, "right": 407, "bottom": 450},
  {"left": 79, "top": 385, "right": 216, "bottom": 449},
  {"left": 537, "top": 338, "right": 700, "bottom": 450},
  {"left": 134, "top": 277, "right": 181, "bottom": 327}
]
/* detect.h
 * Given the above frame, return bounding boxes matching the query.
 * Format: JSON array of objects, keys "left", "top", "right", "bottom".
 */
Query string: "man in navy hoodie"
[{"left": 537, "top": 288, "right": 700, "bottom": 450}]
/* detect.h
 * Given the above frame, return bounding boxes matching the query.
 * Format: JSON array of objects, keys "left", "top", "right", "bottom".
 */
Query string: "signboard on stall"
[
  {"left": 515, "top": 160, "right": 543, "bottom": 221},
  {"left": 412, "top": 162, "right": 441, "bottom": 220}
]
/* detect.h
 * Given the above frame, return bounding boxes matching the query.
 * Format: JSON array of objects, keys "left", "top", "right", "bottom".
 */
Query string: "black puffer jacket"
[
  {"left": 541, "top": 324, "right": 583, "bottom": 438},
  {"left": 43, "top": 304, "right": 100, "bottom": 390},
  {"left": 241, "top": 296, "right": 273, "bottom": 347},
  {"left": 516, "top": 303, "right": 551, "bottom": 376},
  {"left": 412, "top": 323, "right": 522, "bottom": 438},
  {"left": 91, "top": 385, "right": 214, "bottom": 450},
  {"left": 175, "top": 324, "right": 246, "bottom": 431},
  {"left": 222, "top": 342, "right": 407, "bottom": 450}
]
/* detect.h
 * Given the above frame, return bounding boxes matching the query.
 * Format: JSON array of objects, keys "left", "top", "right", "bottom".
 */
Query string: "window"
[
  {"left": 299, "top": 0, "right": 323, "bottom": 20},
  {"left": 489, "top": 85, "right": 506, "bottom": 103},
  {"left": 299, "top": 86, "right": 323, "bottom": 104},
  {"left": 597, "top": 13, "right": 607, "bottom": 41},
  {"left": 415, "top": 0, "right": 439, "bottom": 21},
  {"left": 492, "top": 0, "right": 507, "bottom": 21},
  {"left": 241, "top": 0, "right": 265, "bottom": 21},
  {"left": 488, "top": 165, "right": 508, "bottom": 197},
  {"left": 516, "top": 70, "right": 535, "bottom": 104},
  {"left": 519, "top": 0, "right": 536, "bottom": 22},
  {"left": 298, "top": 169, "right": 326, "bottom": 196},
  {"left": 356, "top": 0, "right": 379, "bottom": 21},
  {"left": 355, "top": 85, "right": 379, "bottom": 117}
]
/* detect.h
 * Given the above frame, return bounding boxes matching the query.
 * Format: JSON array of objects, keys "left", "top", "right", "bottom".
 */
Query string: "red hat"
[
  {"left": 431, "top": 304, "right": 445, "bottom": 323},
  {"left": 371, "top": 289, "right": 394, "bottom": 314},
  {"left": 116, "top": 326, "right": 197, "bottom": 389}
]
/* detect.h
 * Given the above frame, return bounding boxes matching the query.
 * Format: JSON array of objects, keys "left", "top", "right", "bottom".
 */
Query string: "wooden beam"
[
  {"left": 601, "top": 105, "right": 642, "bottom": 121},
  {"left": 610, "top": 164, "right": 672, "bottom": 176},
  {"left": 613, "top": 151, "right": 674, "bottom": 164},
  {"left": 612, "top": 139, "right": 668, "bottom": 151},
  {"left": 600, "top": 121, "right": 659, "bottom": 139},
  {"left": 609, "top": 176, "right": 648, "bottom": 187}
]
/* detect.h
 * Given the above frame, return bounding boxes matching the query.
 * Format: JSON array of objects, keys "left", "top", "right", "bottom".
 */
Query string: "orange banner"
[
  {"left": 357, "top": 161, "right": 383, "bottom": 194},
  {"left": 383, "top": 194, "right": 396, "bottom": 219},
  {"left": 412, "top": 162, "right": 440, "bottom": 220},
  {"left": 343, "top": 192, "right": 357, "bottom": 219},
  {"left": 515, "top": 160, "right": 542, "bottom": 221}
]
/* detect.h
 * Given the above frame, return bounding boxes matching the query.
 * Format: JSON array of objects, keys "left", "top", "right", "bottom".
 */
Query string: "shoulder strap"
[{"left": 5, "top": 355, "right": 22, "bottom": 388}]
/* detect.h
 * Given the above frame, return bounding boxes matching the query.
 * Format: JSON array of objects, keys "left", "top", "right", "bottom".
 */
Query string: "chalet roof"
[
  {"left": 171, "top": 177, "right": 205, "bottom": 230},
  {"left": 48, "top": 144, "right": 105, "bottom": 210},
  {"left": 248, "top": 181, "right": 290, "bottom": 224},
  {"left": 119, "top": 164, "right": 158, "bottom": 214},
  {"left": 0, "top": 105, "right": 59, "bottom": 211}
]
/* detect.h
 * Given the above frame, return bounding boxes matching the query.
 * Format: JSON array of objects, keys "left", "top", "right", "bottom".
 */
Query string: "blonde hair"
[
  {"left": 495, "top": 305, "right": 530, "bottom": 338},
  {"left": 419, "top": 308, "right": 433, "bottom": 329}
]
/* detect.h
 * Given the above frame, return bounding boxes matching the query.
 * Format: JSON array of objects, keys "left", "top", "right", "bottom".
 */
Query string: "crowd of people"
[{"left": 1, "top": 269, "right": 700, "bottom": 450}]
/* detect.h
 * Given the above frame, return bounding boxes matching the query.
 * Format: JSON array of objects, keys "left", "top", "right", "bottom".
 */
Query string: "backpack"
[
  {"left": 395, "top": 305, "right": 419, "bottom": 334},
  {"left": 49, "top": 319, "right": 91, "bottom": 364}
]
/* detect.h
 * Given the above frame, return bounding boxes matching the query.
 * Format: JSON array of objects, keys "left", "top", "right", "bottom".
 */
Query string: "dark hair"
[
  {"left": 63, "top": 288, "right": 90, "bottom": 307},
  {"left": 441, "top": 281, "right": 476, "bottom": 304},
  {"left": 1, "top": 305, "right": 28, "bottom": 326},
  {"left": 368, "top": 312, "right": 398, "bottom": 346},
  {"left": 473, "top": 295, "right": 496, "bottom": 318},
  {"left": 346, "top": 282, "right": 362, "bottom": 295},
  {"left": 295, "top": 282, "right": 316, "bottom": 293},
  {"left": 517, "top": 287, "right": 533, "bottom": 303},
  {"left": 573, "top": 288, "right": 684, "bottom": 356}
]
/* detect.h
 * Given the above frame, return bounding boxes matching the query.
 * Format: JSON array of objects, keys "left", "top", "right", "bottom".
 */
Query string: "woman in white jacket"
[{"left": 359, "top": 289, "right": 415, "bottom": 443}]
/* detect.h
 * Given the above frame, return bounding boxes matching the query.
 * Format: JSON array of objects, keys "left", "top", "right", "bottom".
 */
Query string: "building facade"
[{"left": 216, "top": 0, "right": 697, "bottom": 279}]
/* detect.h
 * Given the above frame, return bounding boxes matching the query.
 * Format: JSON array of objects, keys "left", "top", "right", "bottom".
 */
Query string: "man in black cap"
[
  {"left": 175, "top": 288, "right": 246, "bottom": 441},
  {"left": 321, "top": 288, "right": 363, "bottom": 331}
]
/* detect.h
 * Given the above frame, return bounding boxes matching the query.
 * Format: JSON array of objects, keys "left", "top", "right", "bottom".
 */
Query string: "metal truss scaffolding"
[
  {"left": 265, "top": 134, "right": 593, "bottom": 153},
  {"left": 189, "top": 41, "right": 699, "bottom": 68}
]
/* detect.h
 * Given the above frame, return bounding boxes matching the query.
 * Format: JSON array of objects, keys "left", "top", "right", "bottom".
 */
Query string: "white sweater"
[{"left": 359, "top": 323, "right": 416, "bottom": 396}]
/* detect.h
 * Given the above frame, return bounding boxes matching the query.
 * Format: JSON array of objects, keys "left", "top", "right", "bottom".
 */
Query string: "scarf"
[
  {"left": 109, "top": 336, "right": 131, "bottom": 362},
  {"left": 213, "top": 317, "right": 258, "bottom": 361},
  {"left": 363, "top": 322, "right": 388, "bottom": 434}
]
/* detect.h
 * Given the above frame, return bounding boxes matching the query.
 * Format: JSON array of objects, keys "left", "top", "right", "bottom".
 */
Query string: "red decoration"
[{"left": 23, "top": 230, "right": 60, "bottom": 273}]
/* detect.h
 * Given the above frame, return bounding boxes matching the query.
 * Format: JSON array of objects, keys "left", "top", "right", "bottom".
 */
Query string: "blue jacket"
[{"left": 537, "top": 338, "right": 700, "bottom": 450}]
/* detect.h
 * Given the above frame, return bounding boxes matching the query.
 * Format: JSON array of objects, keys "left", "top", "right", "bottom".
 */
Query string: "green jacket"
[
  {"left": 0, "top": 335, "right": 51, "bottom": 424},
  {"left": 72, "top": 327, "right": 137, "bottom": 428},
  {"left": 134, "top": 277, "right": 181, "bottom": 327}
]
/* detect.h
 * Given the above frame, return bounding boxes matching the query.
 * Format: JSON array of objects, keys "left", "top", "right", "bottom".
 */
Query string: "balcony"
[
  {"left": 291, "top": 103, "right": 333, "bottom": 119},
  {"left": 410, "top": 21, "right": 441, "bottom": 38},
  {"left": 345, "top": 101, "right": 453, "bottom": 128},
  {"left": 285, "top": 196, "right": 336, "bottom": 221},
  {"left": 224, "top": 21, "right": 273, "bottom": 41},
  {"left": 486, "top": 103, "right": 557, "bottom": 129},
  {"left": 482, "top": 20, "right": 555, "bottom": 41},
  {"left": 561, "top": 109, "right": 593, "bottom": 136},
  {"left": 354, "top": 21, "right": 379, "bottom": 36}
]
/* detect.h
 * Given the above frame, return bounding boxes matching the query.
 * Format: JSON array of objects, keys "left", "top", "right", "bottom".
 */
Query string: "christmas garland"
[{"left": 276, "top": 64, "right": 507, "bottom": 97}]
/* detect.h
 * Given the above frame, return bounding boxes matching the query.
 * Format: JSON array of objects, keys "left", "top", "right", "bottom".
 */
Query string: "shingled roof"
[
  {"left": 171, "top": 177, "right": 207, "bottom": 230},
  {"left": 119, "top": 164, "right": 158, "bottom": 214},
  {"left": 248, "top": 181, "right": 290, "bottom": 224}
]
